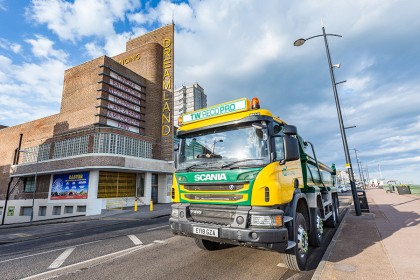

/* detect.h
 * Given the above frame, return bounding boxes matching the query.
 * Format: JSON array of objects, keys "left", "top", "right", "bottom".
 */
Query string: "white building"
[{"left": 174, "top": 83, "right": 207, "bottom": 126}]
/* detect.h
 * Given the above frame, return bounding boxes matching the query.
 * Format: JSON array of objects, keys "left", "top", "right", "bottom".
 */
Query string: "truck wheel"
[
  {"left": 308, "top": 208, "right": 323, "bottom": 247},
  {"left": 325, "top": 196, "right": 339, "bottom": 228},
  {"left": 283, "top": 213, "right": 308, "bottom": 271},
  {"left": 195, "top": 238, "right": 220, "bottom": 251}
]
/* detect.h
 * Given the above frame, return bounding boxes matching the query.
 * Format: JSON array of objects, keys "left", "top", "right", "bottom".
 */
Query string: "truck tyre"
[
  {"left": 333, "top": 195, "right": 340, "bottom": 223},
  {"left": 283, "top": 213, "right": 308, "bottom": 271},
  {"left": 195, "top": 238, "right": 220, "bottom": 251},
  {"left": 308, "top": 207, "right": 323, "bottom": 247},
  {"left": 325, "top": 196, "right": 339, "bottom": 228}
]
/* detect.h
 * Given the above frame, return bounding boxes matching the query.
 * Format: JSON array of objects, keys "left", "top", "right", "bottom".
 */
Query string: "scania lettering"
[
  {"left": 194, "top": 174, "right": 227, "bottom": 181},
  {"left": 170, "top": 97, "right": 340, "bottom": 271}
]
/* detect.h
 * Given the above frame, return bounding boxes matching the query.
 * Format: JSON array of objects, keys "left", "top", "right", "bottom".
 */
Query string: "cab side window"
[{"left": 273, "top": 124, "right": 284, "bottom": 161}]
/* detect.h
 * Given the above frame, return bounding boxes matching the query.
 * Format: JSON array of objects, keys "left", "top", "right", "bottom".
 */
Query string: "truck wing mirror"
[
  {"left": 283, "top": 136, "right": 300, "bottom": 162},
  {"left": 283, "top": 125, "right": 297, "bottom": 136}
]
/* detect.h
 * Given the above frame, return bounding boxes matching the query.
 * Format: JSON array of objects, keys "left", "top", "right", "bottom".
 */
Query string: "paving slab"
[{"left": 313, "top": 188, "right": 420, "bottom": 280}]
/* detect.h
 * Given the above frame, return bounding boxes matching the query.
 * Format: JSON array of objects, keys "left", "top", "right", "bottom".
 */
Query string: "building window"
[
  {"left": 64, "top": 206, "right": 73, "bottom": 214},
  {"left": 24, "top": 177, "right": 36, "bottom": 193},
  {"left": 38, "top": 206, "right": 47, "bottom": 216},
  {"left": 52, "top": 206, "right": 61, "bottom": 215},
  {"left": 93, "top": 133, "right": 152, "bottom": 158},
  {"left": 77, "top": 206, "right": 86, "bottom": 212},
  {"left": 98, "top": 171, "right": 136, "bottom": 198},
  {"left": 0, "top": 207, "right": 3, "bottom": 216},
  {"left": 137, "top": 173, "right": 145, "bottom": 197},
  {"left": 53, "top": 136, "right": 89, "bottom": 159},
  {"left": 20, "top": 207, "right": 32, "bottom": 216},
  {"left": 21, "top": 143, "right": 51, "bottom": 163}
]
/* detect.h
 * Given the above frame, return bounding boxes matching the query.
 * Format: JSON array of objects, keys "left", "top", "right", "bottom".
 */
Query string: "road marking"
[
  {"left": 146, "top": 225, "right": 169, "bottom": 231},
  {"left": 0, "top": 239, "right": 103, "bottom": 264},
  {"left": 153, "top": 240, "right": 166, "bottom": 244},
  {"left": 22, "top": 244, "right": 154, "bottom": 280},
  {"left": 11, "top": 233, "right": 32, "bottom": 237},
  {"left": 128, "top": 235, "right": 143, "bottom": 245},
  {"left": 48, "top": 247, "right": 75, "bottom": 269}
]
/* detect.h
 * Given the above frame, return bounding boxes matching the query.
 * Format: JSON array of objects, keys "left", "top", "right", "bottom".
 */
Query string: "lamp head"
[{"left": 293, "top": 38, "right": 306, "bottom": 47}]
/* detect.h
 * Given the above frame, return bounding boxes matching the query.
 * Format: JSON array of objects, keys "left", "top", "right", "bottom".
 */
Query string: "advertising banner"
[{"left": 51, "top": 172, "right": 89, "bottom": 200}]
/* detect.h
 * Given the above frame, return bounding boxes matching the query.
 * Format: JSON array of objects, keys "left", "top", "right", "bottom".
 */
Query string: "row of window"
[
  {"left": 22, "top": 133, "right": 153, "bottom": 164},
  {"left": 18, "top": 205, "right": 86, "bottom": 217},
  {"left": 54, "top": 135, "right": 89, "bottom": 159},
  {"left": 21, "top": 144, "right": 51, "bottom": 163},
  {"left": 93, "top": 133, "right": 152, "bottom": 158}
]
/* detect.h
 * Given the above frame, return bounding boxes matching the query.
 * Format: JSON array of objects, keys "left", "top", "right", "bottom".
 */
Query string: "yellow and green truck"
[{"left": 169, "top": 97, "right": 340, "bottom": 271}]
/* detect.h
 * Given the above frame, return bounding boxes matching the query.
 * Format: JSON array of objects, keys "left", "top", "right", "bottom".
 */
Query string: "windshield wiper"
[
  {"left": 221, "top": 158, "right": 265, "bottom": 169},
  {"left": 183, "top": 163, "right": 208, "bottom": 171}
]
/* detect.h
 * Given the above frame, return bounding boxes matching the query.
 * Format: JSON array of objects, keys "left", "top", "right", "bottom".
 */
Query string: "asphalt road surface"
[{"left": 0, "top": 195, "right": 352, "bottom": 280}]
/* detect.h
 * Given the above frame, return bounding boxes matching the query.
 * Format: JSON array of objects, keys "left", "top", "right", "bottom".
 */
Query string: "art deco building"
[{"left": 0, "top": 24, "right": 175, "bottom": 224}]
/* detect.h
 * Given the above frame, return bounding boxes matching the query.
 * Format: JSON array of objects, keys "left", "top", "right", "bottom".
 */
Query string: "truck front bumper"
[{"left": 169, "top": 218, "right": 289, "bottom": 252}]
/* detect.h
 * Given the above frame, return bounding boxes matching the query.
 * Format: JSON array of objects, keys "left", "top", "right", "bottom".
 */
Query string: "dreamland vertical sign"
[
  {"left": 160, "top": 25, "right": 174, "bottom": 161},
  {"left": 162, "top": 38, "right": 172, "bottom": 137}
]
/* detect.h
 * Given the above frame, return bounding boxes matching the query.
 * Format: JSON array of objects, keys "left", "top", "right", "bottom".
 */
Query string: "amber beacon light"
[{"left": 251, "top": 97, "right": 260, "bottom": 109}]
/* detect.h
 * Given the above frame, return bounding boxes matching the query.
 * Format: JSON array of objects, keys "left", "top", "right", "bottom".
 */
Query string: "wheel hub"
[
  {"left": 297, "top": 225, "right": 308, "bottom": 256},
  {"left": 317, "top": 214, "right": 324, "bottom": 236}
]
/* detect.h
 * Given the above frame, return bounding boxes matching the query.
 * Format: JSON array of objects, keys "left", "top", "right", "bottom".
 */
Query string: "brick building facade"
[{"left": 0, "top": 24, "right": 175, "bottom": 224}]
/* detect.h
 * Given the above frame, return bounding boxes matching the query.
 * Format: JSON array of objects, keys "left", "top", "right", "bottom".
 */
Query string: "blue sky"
[{"left": 1, "top": 0, "right": 419, "bottom": 184}]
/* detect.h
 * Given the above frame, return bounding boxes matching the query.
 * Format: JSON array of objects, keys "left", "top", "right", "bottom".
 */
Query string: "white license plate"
[{"left": 193, "top": 226, "right": 219, "bottom": 237}]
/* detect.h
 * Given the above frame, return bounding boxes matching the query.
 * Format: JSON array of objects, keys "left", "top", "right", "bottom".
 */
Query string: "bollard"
[
  {"left": 150, "top": 200, "right": 153, "bottom": 212},
  {"left": 134, "top": 198, "right": 138, "bottom": 212}
]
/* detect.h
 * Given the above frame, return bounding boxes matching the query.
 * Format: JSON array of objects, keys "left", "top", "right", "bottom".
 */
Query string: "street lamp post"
[
  {"left": 20, "top": 149, "right": 40, "bottom": 223},
  {"left": 352, "top": 148, "right": 365, "bottom": 189},
  {"left": 294, "top": 23, "right": 362, "bottom": 216}
]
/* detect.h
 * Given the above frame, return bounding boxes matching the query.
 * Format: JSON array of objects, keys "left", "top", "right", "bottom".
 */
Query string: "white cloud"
[
  {"left": 25, "top": 35, "right": 68, "bottom": 61},
  {"left": 0, "top": 0, "right": 6, "bottom": 11},
  {"left": 0, "top": 35, "right": 70, "bottom": 125},
  {"left": 28, "top": 0, "right": 140, "bottom": 42},
  {"left": 0, "top": 38, "right": 22, "bottom": 54}
]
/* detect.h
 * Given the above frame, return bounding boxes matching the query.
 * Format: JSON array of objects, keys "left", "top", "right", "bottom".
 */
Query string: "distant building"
[
  {"left": 173, "top": 83, "right": 207, "bottom": 126},
  {"left": 337, "top": 170, "right": 350, "bottom": 185}
]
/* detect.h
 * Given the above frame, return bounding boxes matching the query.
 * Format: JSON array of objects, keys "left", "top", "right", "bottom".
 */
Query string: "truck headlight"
[
  {"left": 171, "top": 208, "right": 179, "bottom": 218},
  {"left": 250, "top": 215, "right": 282, "bottom": 227}
]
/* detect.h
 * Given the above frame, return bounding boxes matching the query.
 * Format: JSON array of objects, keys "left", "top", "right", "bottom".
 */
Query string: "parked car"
[{"left": 338, "top": 184, "right": 348, "bottom": 192}]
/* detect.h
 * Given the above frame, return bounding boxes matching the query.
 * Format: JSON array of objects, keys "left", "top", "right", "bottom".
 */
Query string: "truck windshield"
[{"left": 178, "top": 122, "right": 270, "bottom": 171}]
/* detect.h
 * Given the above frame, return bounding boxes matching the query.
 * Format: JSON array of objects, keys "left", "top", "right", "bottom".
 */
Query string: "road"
[{"left": 0, "top": 195, "right": 352, "bottom": 280}]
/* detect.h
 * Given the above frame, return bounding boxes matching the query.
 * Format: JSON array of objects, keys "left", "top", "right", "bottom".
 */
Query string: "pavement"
[
  {"left": 0, "top": 203, "right": 172, "bottom": 244},
  {"left": 313, "top": 188, "right": 420, "bottom": 280}
]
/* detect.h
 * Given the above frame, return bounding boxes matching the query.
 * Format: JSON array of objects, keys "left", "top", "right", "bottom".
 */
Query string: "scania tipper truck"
[{"left": 169, "top": 97, "right": 340, "bottom": 271}]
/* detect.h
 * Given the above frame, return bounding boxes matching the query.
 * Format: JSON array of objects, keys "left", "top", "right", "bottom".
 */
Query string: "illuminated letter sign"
[
  {"left": 118, "top": 53, "right": 141, "bottom": 65},
  {"left": 162, "top": 38, "right": 172, "bottom": 136},
  {"left": 182, "top": 98, "right": 248, "bottom": 123}
]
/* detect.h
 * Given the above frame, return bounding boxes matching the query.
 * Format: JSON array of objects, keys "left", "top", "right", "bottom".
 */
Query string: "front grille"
[
  {"left": 185, "top": 194, "right": 244, "bottom": 201},
  {"left": 184, "top": 184, "right": 244, "bottom": 191},
  {"left": 189, "top": 205, "right": 237, "bottom": 225}
]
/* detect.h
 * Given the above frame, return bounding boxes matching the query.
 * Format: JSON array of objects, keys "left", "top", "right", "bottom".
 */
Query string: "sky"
[{"left": 0, "top": 0, "right": 419, "bottom": 184}]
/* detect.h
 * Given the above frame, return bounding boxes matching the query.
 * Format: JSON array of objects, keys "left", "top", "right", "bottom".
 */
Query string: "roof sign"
[{"left": 182, "top": 98, "right": 248, "bottom": 124}]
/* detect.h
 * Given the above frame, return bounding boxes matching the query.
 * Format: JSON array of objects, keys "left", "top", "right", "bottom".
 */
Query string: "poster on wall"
[{"left": 51, "top": 172, "right": 89, "bottom": 200}]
